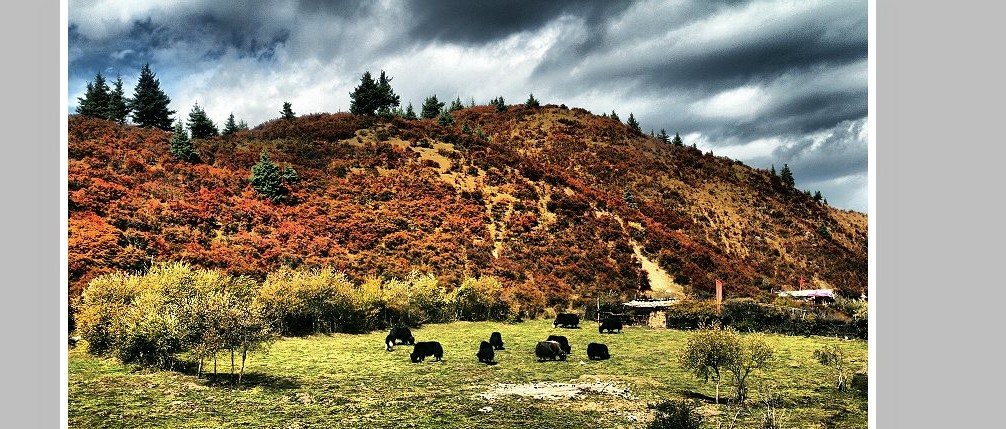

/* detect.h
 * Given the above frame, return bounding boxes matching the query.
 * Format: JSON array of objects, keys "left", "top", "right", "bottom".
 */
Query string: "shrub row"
[
  {"left": 664, "top": 297, "right": 867, "bottom": 339},
  {"left": 76, "top": 263, "right": 552, "bottom": 368},
  {"left": 74, "top": 263, "right": 273, "bottom": 375}
]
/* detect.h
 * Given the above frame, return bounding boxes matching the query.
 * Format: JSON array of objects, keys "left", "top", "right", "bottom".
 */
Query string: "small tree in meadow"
[
  {"left": 725, "top": 334, "right": 774, "bottom": 402},
  {"left": 658, "top": 129, "right": 670, "bottom": 144},
  {"left": 610, "top": 110, "right": 620, "bottom": 122},
  {"left": 680, "top": 325, "right": 740, "bottom": 404},
  {"left": 449, "top": 96, "right": 464, "bottom": 112},
  {"left": 814, "top": 344, "right": 854, "bottom": 391},
  {"left": 404, "top": 102, "right": 417, "bottom": 119}
]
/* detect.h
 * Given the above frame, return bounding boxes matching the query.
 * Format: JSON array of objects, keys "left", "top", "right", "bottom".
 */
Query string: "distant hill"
[{"left": 68, "top": 105, "right": 866, "bottom": 308}]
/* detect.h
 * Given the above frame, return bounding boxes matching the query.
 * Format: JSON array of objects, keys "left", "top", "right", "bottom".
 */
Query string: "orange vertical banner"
[{"left": 715, "top": 279, "right": 723, "bottom": 313}]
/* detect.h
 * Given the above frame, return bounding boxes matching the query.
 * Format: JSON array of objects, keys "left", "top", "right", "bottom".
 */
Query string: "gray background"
[
  {"left": 2, "top": 1, "right": 1004, "bottom": 427},
  {"left": 877, "top": 1, "right": 1006, "bottom": 427}
]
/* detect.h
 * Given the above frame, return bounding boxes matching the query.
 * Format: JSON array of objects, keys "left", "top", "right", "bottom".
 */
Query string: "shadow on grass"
[
  {"left": 173, "top": 361, "right": 300, "bottom": 391},
  {"left": 682, "top": 390, "right": 736, "bottom": 404}
]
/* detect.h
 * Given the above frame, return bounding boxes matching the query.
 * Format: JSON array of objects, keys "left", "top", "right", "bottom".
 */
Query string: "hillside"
[{"left": 68, "top": 105, "right": 867, "bottom": 309}]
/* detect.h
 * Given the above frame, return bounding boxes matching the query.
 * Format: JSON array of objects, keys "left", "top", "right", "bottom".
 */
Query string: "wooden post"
[{"left": 715, "top": 279, "right": 723, "bottom": 314}]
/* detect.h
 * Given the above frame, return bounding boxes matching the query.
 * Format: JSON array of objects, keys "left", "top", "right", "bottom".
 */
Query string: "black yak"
[
  {"left": 599, "top": 318, "right": 622, "bottom": 334},
  {"left": 410, "top": 341, "right": 443, "bottom": 363},
  {"left": 553, "top": 313, "right": 580, "bottom": 328},
  {"left": 587, "top": 342, "right": 610, "bottom": 360},
  {"left": 489, "top": 331, "right": 505, "bottom": 350},
  {"left": 546, "top": 335, "right": 572, "bottom": 354},
  {"left": 477, "top": 341, "right": 495, "bottom": 364},
  {"left": 385, "top": 326, "right": 415, "bottom": 351},
  {"left": 535, "top": 341, "right": 567, "bottom": 361}
]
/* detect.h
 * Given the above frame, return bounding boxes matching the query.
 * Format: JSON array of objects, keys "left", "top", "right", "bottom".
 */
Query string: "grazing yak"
[
  {"left": 410, "top": 341, "right": 444, "bottom": 363},
  {"left": 553, "top": 313, "right": 580, "bottom": 328},
  {"left": 587, "top": 342, "right": 610, "bottom": 360},
  {"left": 476, "top": 341, "right": 495, "bottom": 364},
  {"left": 535, "top": 341, "right": 568, "bottom": 361},
  {"left": 489, "top": 331, "right": 505, "bottom": 350},
  {"left": 598, "top": 318, "right": 623, "bottom": 334},
  {"left": 546, "top": 335, "right": 572, "bottom": 354},
  {"left": 385, "top": 326, "right": 415, "bottom": 351}
]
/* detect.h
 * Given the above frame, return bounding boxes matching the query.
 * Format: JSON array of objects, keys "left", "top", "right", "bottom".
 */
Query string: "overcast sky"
[{"left": 69, "top": 0, "right": 868, "bottom": 212}]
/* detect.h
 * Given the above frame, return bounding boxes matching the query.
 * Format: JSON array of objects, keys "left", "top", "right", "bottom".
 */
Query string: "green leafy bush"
[{"left": 648, "top": 400, "right": 703, "bottom": 429}]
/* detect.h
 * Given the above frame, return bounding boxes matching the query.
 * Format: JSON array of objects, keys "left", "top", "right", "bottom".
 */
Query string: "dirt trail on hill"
[{"left": 631, "top": 243, "right": 684, "bottom": 298}]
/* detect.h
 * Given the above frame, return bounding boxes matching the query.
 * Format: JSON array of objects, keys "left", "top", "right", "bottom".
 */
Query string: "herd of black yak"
[{"left": 384, "top": 313, "right": 623, "bottom": 364}]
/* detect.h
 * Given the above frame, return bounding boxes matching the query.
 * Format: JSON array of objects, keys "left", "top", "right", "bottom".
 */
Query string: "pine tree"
[
  {"left": 76, "top": 72, "right": 112, "bottom": 119},
  {"left": 670, "top": 132, "right": 684, "bottom": 147},
  {"left": 657, "top": 129, "right": 670, "bottom": 144},
  {"left": 375, "top": 70, "right": 400, "bottom": 115},
  {"left": 421, "top": 95, "right": 444, "bottom": 119},
  {"left": 525, "top": 93, "right": 540, "bottom": 108},
  {"left": 237, "top": 119, "right": 249, "bottom": 130},
  {"left": 449, "top": 96, "right": 464, "bottom": 112},
  {"left": 281, "top": 102, "right": 295, "bottom": 120},
  {"left": 404, "top": 102, "right": 417, "bottom": 119},
  {"left": 627, "top": 113, "right": 641, "bottom": 133},
  {"left": 187, "top": 103, "right": 219, "bottom": 139},
  {"left": 779, "top": 164, "right": 795, "bottom": 187},
  {"left": 610, "top": 110, "right": 620, "bottom": 122},
  {"left": 223, "top": 113, "right": 239, "bottom": 136},
  {"left": 169, "top": 120, "right": 197, "bottom": 162},
  {"left": 349, "top": 71, "right": 379, "bottom": 115},
  {"left": 770, "top": 164, "right": 777, "bottom": 176},
  {"left": 129, "top": 64, "right": 175, "bottom": 130},
  {"left": 438, "top": 110, "right": 455, "bottom": 127},
  {"left": 107, "top": 75, "right": 130, "bottom": 124},
  {"left": 250, "top": 151, "right": 288, "bottom": 202},
  {"left": 813, "top": 190, "right": 823, "bottom": 202},
  {"left": 491, "top": 96, "right": 506, "bottom": 112}
]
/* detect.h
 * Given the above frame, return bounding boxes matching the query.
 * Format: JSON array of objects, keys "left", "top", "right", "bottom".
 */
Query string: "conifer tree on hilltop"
[
  {"left": 349, "top": 70, "right": 400, "bottom": 116},
  {"left": 107, "top": 75, "right": 130, "bottom": 124},
  {"left": 187, "top": 103, "right": 219, "bottom": 139},
  {"left": 610, "top": 110, "right": 620, "bottom": 122},
  {"left": 779, "top": 164, "right": 795, "bottom": 187},
  {"left": 404, "top": 102, "right": 417, "bottom": 119},
  {"left": 449, "top": 96, "right": 464, "bottom": 112},
  {"left": 129, "top": 63, "right": 175, "bottom": 130},
  {"left": 525, "top": 93, "right": 540, "bottom": 108},
  {"left": 658, "top": 128, "right": 670, "bottom": 144},
  {"left": 281, "top": 102, "right": 295, "bottom": 120},
  {"left": 222, "top": 113, "right": 239, "bottom": 136},
  {"left": 375, "top": 71, "right": 400, "bottom": 116},
  {"left": 491, "top": 96, "right": 506, "bottom": 112},
  {"left": 76, "top": 72, "right": 112, "bottom": 119},
  {"left": 670, "top": 132, "right": 684, "bottom": 147},
  {"left": 250, "top": 151, "right": 298, "bottom": 203},
  {"left": 627, "top": 113, "right": 641, "bottom": 133},
  {"left": 421, "top": 95, "right": 444, "bottom": 119}
]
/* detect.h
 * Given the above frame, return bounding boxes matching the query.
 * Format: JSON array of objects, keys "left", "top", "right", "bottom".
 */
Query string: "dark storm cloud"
[
  {"left": 401, "top": 1, "right": 633, "bottom": 45},
  {"left": 68, "top": 0, "right": 868, "bottom": 211}
]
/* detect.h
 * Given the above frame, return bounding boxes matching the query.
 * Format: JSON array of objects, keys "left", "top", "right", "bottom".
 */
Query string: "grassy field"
[{"left": 69, "top": 320, "right": 867, "bottom": 428}]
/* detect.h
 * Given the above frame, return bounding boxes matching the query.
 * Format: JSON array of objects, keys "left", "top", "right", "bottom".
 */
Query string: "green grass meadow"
[{"left": 69, "top": 320, "right": 867, "bottom": 428}]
